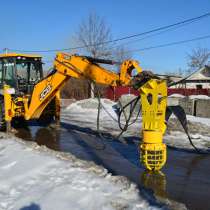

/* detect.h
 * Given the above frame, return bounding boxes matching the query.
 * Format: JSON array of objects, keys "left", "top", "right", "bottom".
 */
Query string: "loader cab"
[{"left": 0, "top": 53, "right": 43, "bottom": 94}]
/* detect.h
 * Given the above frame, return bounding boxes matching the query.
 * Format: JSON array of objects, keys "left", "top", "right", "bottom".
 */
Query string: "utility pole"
[
  {"left": 90, "top": 82, "right": 95, "bottom": 98},
  {"left": 3, "top": 48, "right": 8, "bottom": 54}
]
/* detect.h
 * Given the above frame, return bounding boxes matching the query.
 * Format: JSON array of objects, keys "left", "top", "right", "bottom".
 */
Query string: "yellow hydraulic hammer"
[{"left": 139, "top": 79, "right": 167, "bottom": 171}]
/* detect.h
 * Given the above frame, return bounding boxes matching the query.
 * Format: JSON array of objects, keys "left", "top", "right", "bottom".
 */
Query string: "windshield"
[{"left": 16, "top": 58, "right": 42, "bottom": 84}]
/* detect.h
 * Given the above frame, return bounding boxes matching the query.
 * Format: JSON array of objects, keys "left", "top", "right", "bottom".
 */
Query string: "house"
[
  {"left": 184, "top": 65, "right": 210, "bottom": 89},
  {"left": 171, "top": 65, "right": 210, "bottom": 89},
  {"left": 158, "top": 74, "right": 183, "bottom": 87},
  {"left": 168, "top": 65, "right": 210, "bottom": 96}
]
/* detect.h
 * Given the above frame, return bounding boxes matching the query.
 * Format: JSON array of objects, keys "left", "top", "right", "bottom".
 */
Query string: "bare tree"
[
  {"left": 77, "top": 12, "right": 113, "bottom": 58},
  {"left": 113, "top": 45, "right": 132, "bottom": 63},
  {"left": 62, "top": 13, "right": 132, "bottom": 99},
  {"left": 164, "top": 68, "right": 184, "bottom": 77},
  {"left": 187, "top": 47, "right": 210, "bottom": 73},
  {"left": 76, "top": 12, "right": 132, "bottom": 62},
  {"left": 74, "top": 12, "right": 112, "bottom": 98},
  {"left": 72, "top": 12, "right": 132, "bottom": 98}
]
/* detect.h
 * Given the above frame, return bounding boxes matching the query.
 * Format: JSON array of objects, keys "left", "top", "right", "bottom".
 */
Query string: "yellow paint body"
[
  {"left": 2, "top": 52, "right": 167, "bottom": 171},
  {"left": 139, "top": 79, "right": 167, "bottom": 170},
  {"left": 3, "top": 85, "right": 13, "bottom": 122}
]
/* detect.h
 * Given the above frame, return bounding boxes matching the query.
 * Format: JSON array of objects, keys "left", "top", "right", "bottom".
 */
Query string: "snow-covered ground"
[
  {"left": 166, "top": 114, "right": 210, "bottom": 150},
  {"left": 1, "top": 97, "right": 208, "bottom": 210},
  {"left": 0, "top": 134, "right": 159, "bottom": 210},
  {"left": 168, "top": 94, "right": 210, "bottom": 100},
  {"left": 188, "top": 95, "right": 210, "bottom": 100},
  {"left": 63, "top": 98, "right": 210, "bottom": 151},
  {"left": 63, "top": 98, "right": 142, "bottom": 138},
  {"left": 168, "top": 94, "right": 185, "bottom": 98}
]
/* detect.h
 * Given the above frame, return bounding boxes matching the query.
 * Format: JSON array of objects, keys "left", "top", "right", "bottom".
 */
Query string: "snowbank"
[
  {"left": 66, "top": 98, "right": 116, "bottom": 111},
  {"left": 166, "top": 114, "right": 210, "bottom": 150},
  {"left": 63, "top": 98, "right": 210, "bottom": 151},
  {"left": 66, "top": 98, "right": 118, "bottom": 120},
  {"left": 186, "top": 114, "right": 210, "bottom": 126},
  {"left": 168, "top": 94, "right": 210, "bottom": 100},
  {"left": 63, "top": 98, "right": 141, "bottom": 137},
  {"left": 0, "top": 135, "right": 159, "bottom": 210},
  {"left": 168, "top": 94, "right": 185, "bottom": 98},
  {"left": 188, "top": 95, "right": 210, "bottom": 100}
]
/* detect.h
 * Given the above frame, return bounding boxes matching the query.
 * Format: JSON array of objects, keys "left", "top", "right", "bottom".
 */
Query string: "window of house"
[{"left": 196, "top": 84, "right": 203, "bottom": 89}]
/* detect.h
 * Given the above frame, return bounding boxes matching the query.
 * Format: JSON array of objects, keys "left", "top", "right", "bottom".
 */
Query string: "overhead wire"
[
  {"left": 110, "top": 18, "right": 203, "bottom": 50},
  {"left": 124, "top": 34, "right": 210, "bottom": 54},
  {"left": 5, "top": 12, "right": 210, "bottom": 53},
  {"left": 11, "top": 34, "right": 210, "bottom": 68}
]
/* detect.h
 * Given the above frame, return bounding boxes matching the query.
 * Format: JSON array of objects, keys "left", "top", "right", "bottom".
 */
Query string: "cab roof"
[{"left": 0, "top": 53, "right": 42, "bottom": 58}]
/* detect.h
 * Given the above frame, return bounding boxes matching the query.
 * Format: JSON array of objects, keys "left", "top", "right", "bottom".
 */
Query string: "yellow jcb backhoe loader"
[{"left": 0, "top": 52, "right": 167, "bottom": 171}]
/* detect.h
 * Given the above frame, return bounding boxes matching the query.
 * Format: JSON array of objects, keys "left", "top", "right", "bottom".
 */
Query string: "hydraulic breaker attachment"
[
  {"left": 138, "top": 79, "right": 167, "bottom": 171},
  {"left": 140, "top": 131, "right": 166, "bottom": 171}
]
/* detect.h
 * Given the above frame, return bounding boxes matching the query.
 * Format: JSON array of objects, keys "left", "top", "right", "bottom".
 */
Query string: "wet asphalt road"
[{"left": 15, "top": 122, "right": 210, "bottom": 210}]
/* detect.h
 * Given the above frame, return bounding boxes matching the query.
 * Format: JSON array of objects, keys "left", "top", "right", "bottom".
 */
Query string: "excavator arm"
[
  {"left": 24, "top": 52, "right": 142, "bottom": 120},
  {"left": 4, "top": 52, "right": 167, "bottom": 171}
]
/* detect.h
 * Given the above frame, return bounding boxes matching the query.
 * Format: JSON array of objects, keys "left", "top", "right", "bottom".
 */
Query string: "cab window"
[
  {"left": 29, "top": 62, "right": 42, "bottom": 84},
  {"left": 16, "top": 61, "right": 28, "bottom": 83},
  {"left": 3, "top": 58, "right": 16, "bottom": 87}
]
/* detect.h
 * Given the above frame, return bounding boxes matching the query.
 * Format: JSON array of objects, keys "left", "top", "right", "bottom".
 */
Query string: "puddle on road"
[{"left": 15, "top": 124, "right": 210, "bottom": 210}]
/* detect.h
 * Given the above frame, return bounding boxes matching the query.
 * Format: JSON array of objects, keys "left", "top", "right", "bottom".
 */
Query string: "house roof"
[
  {"left": 169, "top": 65, "right": 210, "bottom": 87},
  {"left": 184, "top": 65, "right": 210, "bottom": 80}
]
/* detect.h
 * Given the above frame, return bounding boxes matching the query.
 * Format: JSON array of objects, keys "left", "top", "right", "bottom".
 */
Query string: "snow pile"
[
  {"left": 168, "top": 94, "right": 185, "bottom": 98},
  {"left": 118, "top": 94, "right": 140, "bottom": 115},
  {"left": 63, "top": 98, "right": 141, "bottom": 137},
  {"left": 166, "top": 115, "right": 210, "bottom": 150},
  {"left": 63, "top": 98, "right": 210, "bottom": 151},
  {"left": 188, "top": 95, "right": 210, "bottom": 100},
  {"left": 0, "top": 135, "right": 160, "bottom": 210},
  {"left": 168, "top": 94, "right": 210, "bottom": 100},
  {"left": 66, "top": 98, "right": 116, "bottom": 111},
  {"left": 164, "top": 131, "right": 210, "bottom": 150},
  {"left": 66, "top": 98, "right": 118, "bottom": 118},
  {"left": 187, "top": 115, "right": 210, "bottom": 126}
]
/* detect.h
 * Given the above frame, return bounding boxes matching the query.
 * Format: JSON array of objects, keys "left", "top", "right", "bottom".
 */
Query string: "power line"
[
  {"left": 110, "top": 18, "right": 201, "bottom": 50},
  {"left": 125, "top": 34, "right": 210, "bottom": 53},
  {"left": 41, "top": 34, "right": 210, "bottom": 65},
  {"left": 7, "top": 12, "right": 210, "bottom": 53}
]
